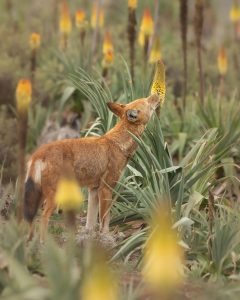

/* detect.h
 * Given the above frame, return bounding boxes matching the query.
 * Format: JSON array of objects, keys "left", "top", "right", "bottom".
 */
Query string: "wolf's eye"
[{"left": 126, "top": 109, "right": 139, "bottom": 122}]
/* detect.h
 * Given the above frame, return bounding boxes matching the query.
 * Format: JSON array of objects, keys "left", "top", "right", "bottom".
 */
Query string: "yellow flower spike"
[
  {"left": 142, "top": 209, "right": 184, "bottom": 293},
  {"left": 29, "top": 32, "right": 41, "bottom": 50},
  {"left": 59, "top": 0, "right": 72, "bottom": 34},
  {"left": 138, "top": 29, "right": 145, "bottom": 47},
  {"left": 128, "top": 0, "right": 138, "bottom": 9},
  {"left": 230, "top": 2, "right": 240, "bottom": 23},
  {"left": 16, "top": 79, "right": 32, "bottom": 114},
  {"left": 75, "top": 9, "right": 88, "bottom": 30},
  {"left": 103, "top": 31, "right": 113, "bottom": 54},
  {"left": 218, "top": 47, "right": 228, "bottom": 76},
  {"left": 55, "top": 177, "right": 84, "bottom": 211},
  {"left": 91, "top": 3, "right": 104, "bottom": 29},
  {"left": 81, "top": 250, "right": 118, "bottom": 300},
  {"left": 149, "top": 36, "right": 161, "bottom": 64},
  {"left": 151, "top": 60, "right": 166, "bottom": 106},
  {"left": 140, "top": 8, "right": 154, "bottom": 37},
  {"left": 102, "top": 32, "right": 114, "bottom": 68}
]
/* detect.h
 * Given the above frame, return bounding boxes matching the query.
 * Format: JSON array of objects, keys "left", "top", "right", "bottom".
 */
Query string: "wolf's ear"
[{"left": 107, "top": 102, "right": 126, "bottom": 118}]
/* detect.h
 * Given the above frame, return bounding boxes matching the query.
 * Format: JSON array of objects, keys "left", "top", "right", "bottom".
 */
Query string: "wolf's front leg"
[
  {"left": 98, "top": 187, "right": 112, "bottom": 233},
  {"left": 86, "top": 188, "right": 99, "bottom": 231}
]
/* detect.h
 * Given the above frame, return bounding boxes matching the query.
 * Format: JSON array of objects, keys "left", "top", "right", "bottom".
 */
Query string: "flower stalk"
[
  {"left": 179, "top": 0, "right": 188, "bottom": 109},
  {"left": 16, "top": 79, "right": 32, "bottom": 221},
  {"left": 29, "top": 33, "right": 41, "bottom": 83},
  {"left": 102, "top": 31, "right": 114, "bottom": 80},
  {"left": 75, "top": 9, "right": 87, "bottom": 47},
  {"left": 194, "top": 0, "right": 204, "bottom": 104},
  {"left": 217, "top": 47, "right": 228, "bottom": 96},
  {"left": 127, "top": 0, "right": 137, "bottom": 83},
  {"left": 139, "top": 8, "right": 154, "bottom": 67},
  {"left": 59, "top": 0, "right": 72, "bottom": 50}
]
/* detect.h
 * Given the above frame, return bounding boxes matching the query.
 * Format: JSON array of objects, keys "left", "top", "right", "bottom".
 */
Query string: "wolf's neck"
[{"left": 105, "top": 120, "right": 145, "bottom": 157}]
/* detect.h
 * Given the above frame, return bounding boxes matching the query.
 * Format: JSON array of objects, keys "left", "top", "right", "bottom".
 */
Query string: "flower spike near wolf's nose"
[{"left": 151, "top": 60, "right": 166, "bottom": 107}]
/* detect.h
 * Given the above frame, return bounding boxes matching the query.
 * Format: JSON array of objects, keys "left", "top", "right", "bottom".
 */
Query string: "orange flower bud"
[
  {"left": 75, "top": 9, "right": 86, "bottom": 29},
  {"left": 59, "top": 0, "right": 72, "bottom": 34},
  {"left": 140, "top": 8, "right": 154, "bottom": 37},
  {"left": 29, "top": 32, "right": 41, "bottom": 50},
  {"left": 91, "top": 3, "right": 104, "bottom": 29},
  {"left": 16, "top": 79, "right": 32, "bottom": 113},
  {"left": 128, "top": 0, "right": 138, "bottom": 9},
  {"left": 149, "top": 36, "right": 161, "bottom": 64},
  {"left": 218, "top": 47, "right": 228, "bottom": 76}
]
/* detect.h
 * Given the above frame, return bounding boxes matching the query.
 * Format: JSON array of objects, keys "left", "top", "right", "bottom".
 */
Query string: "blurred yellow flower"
[
  {"left": 149, "top": 36, "right": 161, "bottom": 64},
  {"left": 59, "top": 0, "right": 72, "bottom": 34},
  {"left": 138, "top": 29, "right": 145, "bottom": 47},
  {"left": 218, "top": 47, "right": 228, "bottom": 76},
  {"left": 142, "top": 210, "right": 184, "bottom": 292},
  {"left": 55, "top": 177, "right": 84, "bottom": 211},
  {"left": 91, "top": 3, "right": 104, "bottom": 29},
  {"left": 151, "top": 60, "right": 166, "bottom": 106},
  {"left": 81, "top": 260, "right": 118, "bottom": 300},
  {"left": 16, "top": 79, "right": 32, "bottom": 113},
  {"left": 75, "top": 9, "right": 87, "bottom": 29},
  {"left": 128, "top": 0, "right": 138, "bottom": 9},
  {"left": 29, "top": 32, "right": 41, "bottom": 50},
  {"left": 103, "top": 31, "right": 113, "bottom": 54},
  {"left": 102, "top": 32, "right": 114, "bottom": 67},
  {"left": 140, "top": 8, "right": 154, "bottom": 36},
  {"left": 230, "top": 2, "right": 240, "bottom": 22}
]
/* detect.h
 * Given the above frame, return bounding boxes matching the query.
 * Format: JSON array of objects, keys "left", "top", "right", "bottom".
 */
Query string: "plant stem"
[
  {"left": 127, "top": 7, "right": 137, "bottom": 83},
  {"left": 180, "top": 0, "right": 188, "bottom": 109},
  {"left": 194, "top": 0, "right": 204, "bottom": 104},
  {"left": 17, "top": 113, "right": 28, "bottom": 222}
]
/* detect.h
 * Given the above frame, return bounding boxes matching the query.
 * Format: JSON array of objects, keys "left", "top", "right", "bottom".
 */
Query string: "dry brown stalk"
[
  {"left": 127, "top": 7, "right": 137, "bottom": 83},
  {"left": 194, "top": 0, "right": 204, "bottom": 104},
  {"left": 179, "top": 0, "right": 188, "bottom": 109}
]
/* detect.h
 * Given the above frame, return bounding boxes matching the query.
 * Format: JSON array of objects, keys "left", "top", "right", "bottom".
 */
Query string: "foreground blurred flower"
[
  {"left": 128, "top": 0, "right": 138, "bottom": 9},
  {"left": 149, "top": 36, "right": 161, "bottom": 64},
  {"left": 55, "top": 177, "right": 84, "bottom": 211},
  {"left": 151, "top": 60, "right": 166, "bottom": 107},
  {"left": 218, "top": 47, "right": 228, "bottom": 76},
  {"left": 142, "top": 209, "right": 184, "bottom": 293},
  {"left": 59, "top": 0, "right": 72, "bottom": 49},
  {"left": 16, "top": 79, "right": 32, "bottom": 114},
  {"left": 81, "top": 249, "right": 118, "bottom": 300},
  {"left": 230, "top": 2, "right": 240, "bottom": 23},
  {"left": 29, "top": 32, "right": 41, "bottom": 50},
  {"left": 91, "top": 3, "right": 104, "bottom": 29}
]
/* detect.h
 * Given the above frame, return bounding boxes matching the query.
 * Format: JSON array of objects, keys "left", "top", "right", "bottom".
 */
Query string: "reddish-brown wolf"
[{"left": 24, "top": 94, "right": 159, "bottom": 241}]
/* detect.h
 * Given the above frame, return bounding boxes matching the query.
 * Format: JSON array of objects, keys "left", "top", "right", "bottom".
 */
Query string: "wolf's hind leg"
[{"left": 86, "top": 188, "right": 99, "bottom": 231}]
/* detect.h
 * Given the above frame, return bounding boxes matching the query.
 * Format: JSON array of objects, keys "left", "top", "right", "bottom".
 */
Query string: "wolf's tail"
[{"left": 24, "top": 175, "right": 42, "bottom": 223}]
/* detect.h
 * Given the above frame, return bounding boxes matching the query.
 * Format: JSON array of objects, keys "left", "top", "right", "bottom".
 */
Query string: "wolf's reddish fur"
[{"left": 24, "top": 95, "right": 159, "bottom": 241}]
